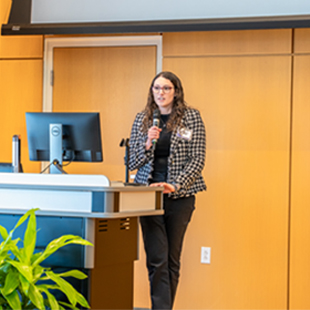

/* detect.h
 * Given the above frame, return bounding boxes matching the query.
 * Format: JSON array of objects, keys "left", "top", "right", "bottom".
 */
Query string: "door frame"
[{"left": 43, "top": 35, "right": 163, "bottom": 111}]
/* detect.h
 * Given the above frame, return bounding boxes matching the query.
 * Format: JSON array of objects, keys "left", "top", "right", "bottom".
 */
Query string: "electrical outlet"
[{"left": 201, "top": 247, "right": 211, "bottom": 264}]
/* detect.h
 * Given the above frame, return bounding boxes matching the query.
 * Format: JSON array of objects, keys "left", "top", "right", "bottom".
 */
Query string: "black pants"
[{"left": 140, "top": 195, "right": 195, "bottom": 310}]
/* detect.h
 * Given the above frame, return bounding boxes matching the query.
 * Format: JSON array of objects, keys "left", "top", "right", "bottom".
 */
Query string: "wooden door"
[{"left": 52, "top": 44, "right": 157, "bottom": 181}]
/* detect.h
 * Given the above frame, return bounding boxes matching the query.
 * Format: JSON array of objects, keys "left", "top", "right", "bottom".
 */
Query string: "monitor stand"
[{"left": 50, "top": 123, "right": 64, "bottom": 174}]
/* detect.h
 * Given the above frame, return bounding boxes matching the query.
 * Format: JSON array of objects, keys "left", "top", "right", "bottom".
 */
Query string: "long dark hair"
[{"left": 142, "top": 71, "right": 187, "bottom": 133}]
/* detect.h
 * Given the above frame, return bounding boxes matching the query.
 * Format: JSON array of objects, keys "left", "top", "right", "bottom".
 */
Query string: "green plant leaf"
[
  {"left": 19, "top": 273, "right": 30, "bottom": 296},
  {"left": 0, "top": 261, "right": 11, "bottom": 273},
  {"left": 36, "top": 283, "right": 58, "bottom": 290},
  {"left": 56, "top": 270, "right": 88, "bottom": 280},
  {"left": 32, "top": 265, "right": 45, "bottom": 282},
  {"left": 30, "top": 252, "right": 42, "bottom": 264},
  {"left": 0, "top": 210, "right": 34, "bottom": 256},
  {"left": 23, "top": 212, "right": 37, "bottom": 264},
  {"left": 2, "top": 268, "right": 19, "bottom": 296},
  {"left": 0, "top": 226, "right": 8, "bottom": 241},
  {"left": 6, "top": 260, "right": 33, "bottom": 283},
  {"left": 58, "top": 301, "right": 79, "bottom": 310},
  {"left": 1, "top": 288, "right": 21, "bottom": 310},
  {"left": 11, "top": 209, "right": 39, "bottom": 233},
  {"left": 0, "top": 295, "right": 8, "bottom": 305},
  {"left": 0, "top": 235, "right": 19, "bottom": 255},
  {"left": 0, "top": 210, "right": 91, "bottom": 310},
  {"left": 45, "top": 290, "right": 59, "bottom": 310},
  {"left": 75, "top": 290, "right": 91, "bottom": 308},
  {"left": 33, "top": 235, "right": 93, "bottom": 267},
  {"left": 38, "top": 271, "right": 90, "bottom": 308},
  {"left": 28, "top": 282, "right": 45, "bottom": 310},
  {"left": 45, "top": 270, "right": 77, "bottom": 306},
  {"left": 0, "top": 254, "right": 10, "bottom": 266},
  {"left": 6, "top": 241, "right": 23, "bottom": 262},
  {"left": 37, "top": 285, "right": 59, "bottom": 310}
]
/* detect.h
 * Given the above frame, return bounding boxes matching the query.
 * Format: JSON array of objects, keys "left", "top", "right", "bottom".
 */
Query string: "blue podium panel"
[{"left": 0, "top": 214, "right": 86, "bottom": 268}]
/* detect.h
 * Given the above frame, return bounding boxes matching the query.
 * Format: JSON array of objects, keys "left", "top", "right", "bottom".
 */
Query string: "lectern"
[{"left": 0, "top": 173, "right": 163, "bottom": 309}]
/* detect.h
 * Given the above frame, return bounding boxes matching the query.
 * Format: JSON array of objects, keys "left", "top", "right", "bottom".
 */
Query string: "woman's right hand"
[{"left": 146, "top": 126, "right": 162, "bottom": 150}]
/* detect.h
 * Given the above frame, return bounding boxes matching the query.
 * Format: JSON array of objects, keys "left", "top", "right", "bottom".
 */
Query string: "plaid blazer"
[{"left": 128, "top": 107, "right": 207, "bottom": 199}]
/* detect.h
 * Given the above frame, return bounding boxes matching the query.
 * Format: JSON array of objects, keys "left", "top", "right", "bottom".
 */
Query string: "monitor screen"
[{"left": 26, "top": 112, "right": 103, "bottom": 163}]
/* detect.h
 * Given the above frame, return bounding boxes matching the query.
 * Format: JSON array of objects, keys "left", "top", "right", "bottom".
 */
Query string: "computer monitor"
[{"left": 26, "top": 112, "right": 103, "bottom": 173}]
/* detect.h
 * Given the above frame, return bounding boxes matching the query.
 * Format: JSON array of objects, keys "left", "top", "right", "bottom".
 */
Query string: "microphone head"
[
  {"left": 153, "top": 109, "right": 160, "bottom": 128},
  {"left": 153, "top": 109, "right": 160, "bottom": 120}
]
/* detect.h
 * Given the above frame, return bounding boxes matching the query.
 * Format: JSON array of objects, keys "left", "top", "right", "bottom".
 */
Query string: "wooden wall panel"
[
  {"left": 290, "top": 55, "right": 310, "bottom": 309},
  {"left": 0, "top": 60, "right": 43, "bottom": 172},
  {"left": 153, "top": 55, "right": 291, "bottom": 309},
  {"left": 294, "top": 29, "right": 310, "bottom": 53},
  {"left": 0, "top": 0, "right": 10, "bottom": 27},
  {"left": 0, "top": 35, "right": 43, "bottom": 59},
  {"left": 52, "top": 46, "right": 156, "bottom": 180},
  {"left": 163, "top": 29, "right": 292, "bottom": 57},
  {"left": 0, "top": 0, "right": 43, "bottom": 58}
]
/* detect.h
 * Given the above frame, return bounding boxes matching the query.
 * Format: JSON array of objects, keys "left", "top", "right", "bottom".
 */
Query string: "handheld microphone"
[{"left": 152, "top": 109, "right": 161, "bottom": 145}]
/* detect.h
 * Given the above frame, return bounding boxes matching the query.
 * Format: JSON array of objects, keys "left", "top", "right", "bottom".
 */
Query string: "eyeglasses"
[{"left": 152, "top": 86, "right": 174, "bottom": 94}]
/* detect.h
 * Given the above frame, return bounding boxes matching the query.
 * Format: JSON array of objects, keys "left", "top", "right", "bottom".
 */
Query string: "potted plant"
[{"left": 0, "top": 208, "right": 92, "bottom": 310}]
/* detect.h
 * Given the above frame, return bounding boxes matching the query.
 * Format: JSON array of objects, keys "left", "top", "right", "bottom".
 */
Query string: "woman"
[{"left": 128, "top": 71, "right": 206, "bottom": 309}]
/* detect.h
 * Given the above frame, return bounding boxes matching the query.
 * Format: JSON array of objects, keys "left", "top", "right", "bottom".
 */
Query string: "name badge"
[{"left": 177, "top": 128, "right": 193, "bottom": 141}]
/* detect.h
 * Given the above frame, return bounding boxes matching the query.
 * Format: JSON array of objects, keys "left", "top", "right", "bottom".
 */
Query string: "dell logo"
[{"left": 51, "top": 126, "right": 61, "bottom": 136}]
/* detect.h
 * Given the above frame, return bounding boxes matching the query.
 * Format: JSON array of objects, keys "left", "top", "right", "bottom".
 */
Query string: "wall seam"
[
  {"left": 0, "top": 58, "right": 43, "bottom": 61},
  {"left": 163, "top": 53, "right": 295, "bottom": 59},
  {"left": 287, "top": 27, "right": 295, "bottom": 310}
]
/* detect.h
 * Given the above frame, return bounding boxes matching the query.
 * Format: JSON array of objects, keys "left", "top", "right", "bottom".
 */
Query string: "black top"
[{"left": 151, "top": 114, "right": 172, "bottom": 183}]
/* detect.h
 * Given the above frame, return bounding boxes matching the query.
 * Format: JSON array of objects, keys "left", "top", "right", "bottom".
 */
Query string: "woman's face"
[{"left": 152, "top": 76, "right": 175, "bottom": 114}]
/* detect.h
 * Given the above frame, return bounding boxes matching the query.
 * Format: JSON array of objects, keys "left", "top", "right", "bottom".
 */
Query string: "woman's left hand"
[{"left": 150, "top": 182, "right": 175, "bottom": 194}]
